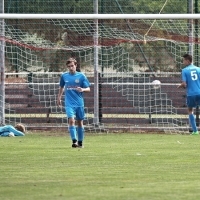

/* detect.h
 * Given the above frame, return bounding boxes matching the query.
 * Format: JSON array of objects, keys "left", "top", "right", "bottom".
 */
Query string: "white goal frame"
[
  {"left": 1, "top": 14, "right": 200, "bottom": 19},
  {"left": 0, "top": 13, "right": 198, "bottom": 130}
]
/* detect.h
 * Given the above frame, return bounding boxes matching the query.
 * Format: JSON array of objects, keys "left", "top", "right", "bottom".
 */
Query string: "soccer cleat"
[
  {"left": 77, "top": 141, "right": 84, "bottom": 148},
  {"left": 191, "top": 131, "right": 199, "bottom": 135},
  {"left": 72, "top": 143, "right": 79, "bottom": 148}
]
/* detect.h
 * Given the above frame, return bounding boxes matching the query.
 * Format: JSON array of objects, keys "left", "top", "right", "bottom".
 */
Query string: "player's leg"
[
  {"left": 66, "top": 107, "right": 78, "bottom": 147},
  {"left": 0, "top": 131, "right": 14, "bottom": 137},
  {"left": 0, "top": 125, "right": 11, "bottom": 136},
  {"left": 0, "top": 125, "right": 16, "bottom": 135},
  {"left": 188, "top": 107, "right": 198, "bottom": 134},
  {"left": 0, "top": 125, "right": 20, "bottom": 137},
  {"left": 187, "top": 96, "right": 198, "bottom": 135},
  {"left": 76, "top": 107, "right": 85, "bottom": 148},
  {"left": 76, "top": 120, "right": 84, "bottom": 148}
]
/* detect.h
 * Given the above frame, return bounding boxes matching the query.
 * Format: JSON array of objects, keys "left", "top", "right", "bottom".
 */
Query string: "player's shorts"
[
  {"left": 65, "top": 106, "right": 85, "bottom": 120},
  {"left": 186, "top": 94, "right": 200, "bottom": 108}
]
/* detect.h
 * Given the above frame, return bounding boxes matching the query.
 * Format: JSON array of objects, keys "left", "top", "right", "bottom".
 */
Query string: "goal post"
[
  {"left": 0, "top": 0, "right": 5, "bottom": 125},
  {"left": 1, "top": 11, "right": 200, "bottom": 133},
  {"left": 1, "top": 14, "right": 200, "bottom": 19}
]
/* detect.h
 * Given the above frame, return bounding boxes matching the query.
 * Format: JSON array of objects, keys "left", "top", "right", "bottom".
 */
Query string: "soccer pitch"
[{"left": 0, "top": 132, "right": 200, "bottom": 200}]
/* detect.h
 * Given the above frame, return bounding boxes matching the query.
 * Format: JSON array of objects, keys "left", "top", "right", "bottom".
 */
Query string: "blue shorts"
[
  {"left": 186, "top": 95, "right": 200, "bottom": 108},
  {"left": 65, "top": 107, "right": 85, "bottom": 120}
]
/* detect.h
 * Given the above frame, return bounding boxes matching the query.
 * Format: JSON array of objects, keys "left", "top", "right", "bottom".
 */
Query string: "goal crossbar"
[{"left": 1, "top": 14, "right": 200, "bottom": 19}]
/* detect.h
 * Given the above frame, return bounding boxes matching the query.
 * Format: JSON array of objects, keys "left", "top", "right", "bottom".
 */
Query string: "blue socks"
[
  {"left": 189, "top": 114, "right": 197, "bottom": 132},
  {"left": 77, "top": 127, "right": 84, "bottom": 142},
  {"left": 69, "top": 126, "right": 84, "bottom": 142},
  {"left": 69, "top": 126, "right": 76, "bottom": 141}
]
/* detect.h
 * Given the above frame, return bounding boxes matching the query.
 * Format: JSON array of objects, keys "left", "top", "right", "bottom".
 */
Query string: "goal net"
[{"left": 1, "top": 0, "right": 199, "bottom": 134}]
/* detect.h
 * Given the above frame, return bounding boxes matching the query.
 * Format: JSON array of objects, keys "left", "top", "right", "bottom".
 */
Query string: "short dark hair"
[
  {"left": 66, "top": 58, "right": 77, "bottom": 66},
  {"left": 182, "top": 54, "right": 192, "bottom": 63}
]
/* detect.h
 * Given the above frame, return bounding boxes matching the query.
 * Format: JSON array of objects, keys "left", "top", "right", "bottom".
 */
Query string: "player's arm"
[
  {"left": 12, "top": 128, "right": 25, "bottom": 136},
  {"left": 76, "top": 87, "right": 90, "bottom": 92},
  {"left": 76, "top": 75, "right": 91, "bottom": 92},
  {"left": 57, "top": 87, "right": 64, "bottom": 107},
  {"left": 177, "top": 70, "right": 187, "bottom": 89},
  {"left": 177, "top": 81, "right": 186, "bottom": 89}
]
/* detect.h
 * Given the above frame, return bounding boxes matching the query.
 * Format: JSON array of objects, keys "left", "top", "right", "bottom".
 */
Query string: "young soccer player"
[
  {"left": 0, "top": 124, "right": 25, "bottom": 137},
  {"left": 177, "top": 54, "right": 200, "bottom": 135},
  {"left": 57, "top": 58, "right": 90, "bottom": 147}
]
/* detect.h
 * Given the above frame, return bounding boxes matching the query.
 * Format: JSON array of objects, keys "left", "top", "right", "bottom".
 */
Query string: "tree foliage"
[
  {"left": 4, "top": 0, "right": 198, "bottom": 72},
  {"left": 4, "top": 0, "right": 190, "bottom": 14}
]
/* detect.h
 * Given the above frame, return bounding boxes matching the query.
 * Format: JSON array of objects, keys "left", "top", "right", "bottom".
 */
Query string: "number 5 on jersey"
[{"left": 191, "top": 70, "right": 198, "bottom": 80}]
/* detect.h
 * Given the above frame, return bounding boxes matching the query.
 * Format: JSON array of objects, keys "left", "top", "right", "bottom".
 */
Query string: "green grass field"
[{"left": 1, "top": 132, "right": 200, "bottom": 200}]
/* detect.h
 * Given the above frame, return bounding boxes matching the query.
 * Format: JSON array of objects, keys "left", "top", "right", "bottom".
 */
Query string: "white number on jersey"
[{"left": 191, "top": 70, "right": 198, "bottom": 80}]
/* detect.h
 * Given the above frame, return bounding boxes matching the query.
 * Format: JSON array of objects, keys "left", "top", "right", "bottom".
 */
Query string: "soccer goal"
[{"left": 1, "top": 2, "right": 200, "bottom": 133}]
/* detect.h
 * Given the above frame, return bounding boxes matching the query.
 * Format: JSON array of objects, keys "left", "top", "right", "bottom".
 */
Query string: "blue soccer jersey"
[
  {"left": 0, "top": 125, "right": 25, "bottom": 137},
  {"left": 182, "top": 64, "right": 200, "bottom": 96},
  {"left": 59, "top": 72, "right": 90, "bottom": 107}
]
